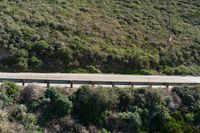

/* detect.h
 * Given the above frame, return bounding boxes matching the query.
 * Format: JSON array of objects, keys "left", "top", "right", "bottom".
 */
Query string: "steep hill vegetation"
[
  {"left": 0, "top": 83, "right": 200, "bottom": 133},
  {"left": 0, "top": 0, "right": 200, "bottom": 74}
]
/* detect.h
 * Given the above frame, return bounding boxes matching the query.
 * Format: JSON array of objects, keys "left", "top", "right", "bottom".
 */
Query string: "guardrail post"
[
  {"left": 22, "top": 80, "right": 25, "bottom": 86},
  {"left": 70, "top": 82, "right": 73, "bottom": 88},
  {"left": 166, "top": 84, "right": 171, "bottom": 92},
  {"left": 149, "top": 84, "right": 152, "bottom": 89},
  {"left": 91, "top": 82, "right": 95, "bottom": 87},
  {"left": 47, "top": 80, "right": 50, "bottom": 87},
  {"left": 130, "top": 83, "right": 134, "bottom": 88},
  {"left": 166, "top": 84, "right": 169, "bottom": 89},
  {"left": 112, "top": 83, "right": 115, "bottom": 88}
]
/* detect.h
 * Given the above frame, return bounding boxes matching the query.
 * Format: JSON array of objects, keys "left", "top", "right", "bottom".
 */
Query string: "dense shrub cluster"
[
  {"left": 0, "top": 0, "right": 199, "bottom": 75},
  {"left": 0, "top": 82, "right": 20, "bottom": 108},
  {"left": 42, "top": 88, "right": 72, "bottom": 118},
  {"left": 72, "top": 86, "right": 118, "bottom": 125},
  {"left": 9, "top": 104, "right": 39, "bottom": 131},
  {"left": 72, "top": 86, "right": 200, "bottom": 132},
  {"left": 0, "top": 82, "right": 200, "bottom": 132},
  {"left": 1, "top": 82, "right": 20, "bottom": 98}
]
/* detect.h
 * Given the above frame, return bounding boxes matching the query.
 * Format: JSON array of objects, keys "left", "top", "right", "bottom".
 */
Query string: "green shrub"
[
  {"left": 98, "top": 128, "right": 111, "bottom": 133},
  {"left": 194, "top": 112, "right": 200, "bottom": 127},
  {"left": 105, "top": 111, "right": 142, "bottom": 133},
  {"left": 86, "top": 65, "right": 101, "bottom": 73},
  {"left": 0, "top": 110, "right": 18, "bottom": 133},
  {"left": 162, "top": 66, "right": 200, "bottom": 75},
  {"left": 118, "top": 112, "right": 141, "bottom": 132},
  {"left": 185, "top": 113, "right": 194, "bottom": 124},
  {"left": 9, "top": 104, "right": 40, "bottom": 131},
  {"left": 0, "top": 92, "right": 13, "bottom": 108},
  {"left": 72, "top": 86, "right": 118, "bottom": 125},
  {"left": 173, "top": 86, "right": 200, "bottom": 111},
  {"left": 40, "top": 87, "right": 72, "bottom": 124},
  {"left": 29, "top": 56, "right": 42, "bottom": 70},
  {"left": 9, "top": 104, "right": 27, "bottom": 121},
  {"left": 149, "top": 110, "right": 168, "bottom": 132},
  {"left": 1, "top": 82, "right": 20, "bottom": 98},
  {"left": 15, "top": 57, "right": 29, "bottom": 71},
  {"left": 22, "top": 113, "right": 39, "bottom": 130},
  {"left": 161, "top": 111, "right": 192, "bottom": 133},
  {"left": 162, "top": 118, "right": 182, "bottom": 133},
  {"left": 116, "top": 88, "right": 134, "bottom": 111}
]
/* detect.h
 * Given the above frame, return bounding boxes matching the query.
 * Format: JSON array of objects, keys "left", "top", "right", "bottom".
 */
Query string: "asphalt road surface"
[{"left": 0, "top": 73, "right": 199, "bottom": 84}]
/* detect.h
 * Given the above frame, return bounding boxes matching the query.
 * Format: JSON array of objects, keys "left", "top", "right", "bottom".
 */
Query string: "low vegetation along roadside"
[
  {"left": 0, "top": 82, "right": 200, "bottom": 133},
  {"left": 0, "top": 0, "right": 200, "bottom": 75}
]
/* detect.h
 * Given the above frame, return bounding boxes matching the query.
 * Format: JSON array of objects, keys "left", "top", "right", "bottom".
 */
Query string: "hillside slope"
[
  {"left": 0, "top": 0, "right": 200, "bottom": 75},
  {"left": 1, "top": 83, "right": 200, "bottom": 133}
]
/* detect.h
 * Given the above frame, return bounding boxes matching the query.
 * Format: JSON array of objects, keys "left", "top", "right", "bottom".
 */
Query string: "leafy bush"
[
  {"left": 72, "top": 86, "right": 118, "bottom": 125},
  {"left": 9, "top": 104, "right": 40, "bottom": 131},
  {"left": 173, "top": 86, "right": 200, "bottom": 111},
  {"left": 0, "top": 82, "right": 19, "bottom": 108},
  {"left": 116, "top": 88, "right": 134, "bottom": 111},
  {"left": 194, "top": 112, "right": 200, "bottom": 128},
  {"left": 105, "top": 111, "right": 142, "bottom": 133},
  {"left": 0, "top": 110, "right": 22, "bottom": 133},
  {"left": 162, "top": 65, "right": 200, "bottom": 75},
  {"left": 117, "top": 112, "right": 141, "bottom": 132},
  {"left": 149, "top": 109, "right": 169, "bottom": 132},
  {"left": 185, "top": 113, "right": 194, "bottom": 124},
  {"left": 98, "top": 128, "right": 111, "bottom": 133},
  {"left": 1, "top": 82, "right": 20, "bottom": 98},
  {"left": 162, "top": 117, "right": 184, "bottom": 133},
  {"left": 9, "top": 104, "right": 28, "bottom": 121},
  {"left": 86, "top": 65, "right": 101, "bottom": 73},
  {"left": 39, "top": 87, "right": 72, "bottom": 124},
  {"left": 0, "top": 92, "right": 13, "bottom": 109}
]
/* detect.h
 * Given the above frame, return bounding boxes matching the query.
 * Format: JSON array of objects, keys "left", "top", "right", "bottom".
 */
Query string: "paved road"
[{"left": 0, "top": 73, "right": 199, "bottom": 84}]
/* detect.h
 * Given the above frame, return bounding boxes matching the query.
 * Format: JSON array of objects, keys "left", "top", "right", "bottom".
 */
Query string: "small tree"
[{"left": 39, "top": 87, "right": 72, "bottom": 124}]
